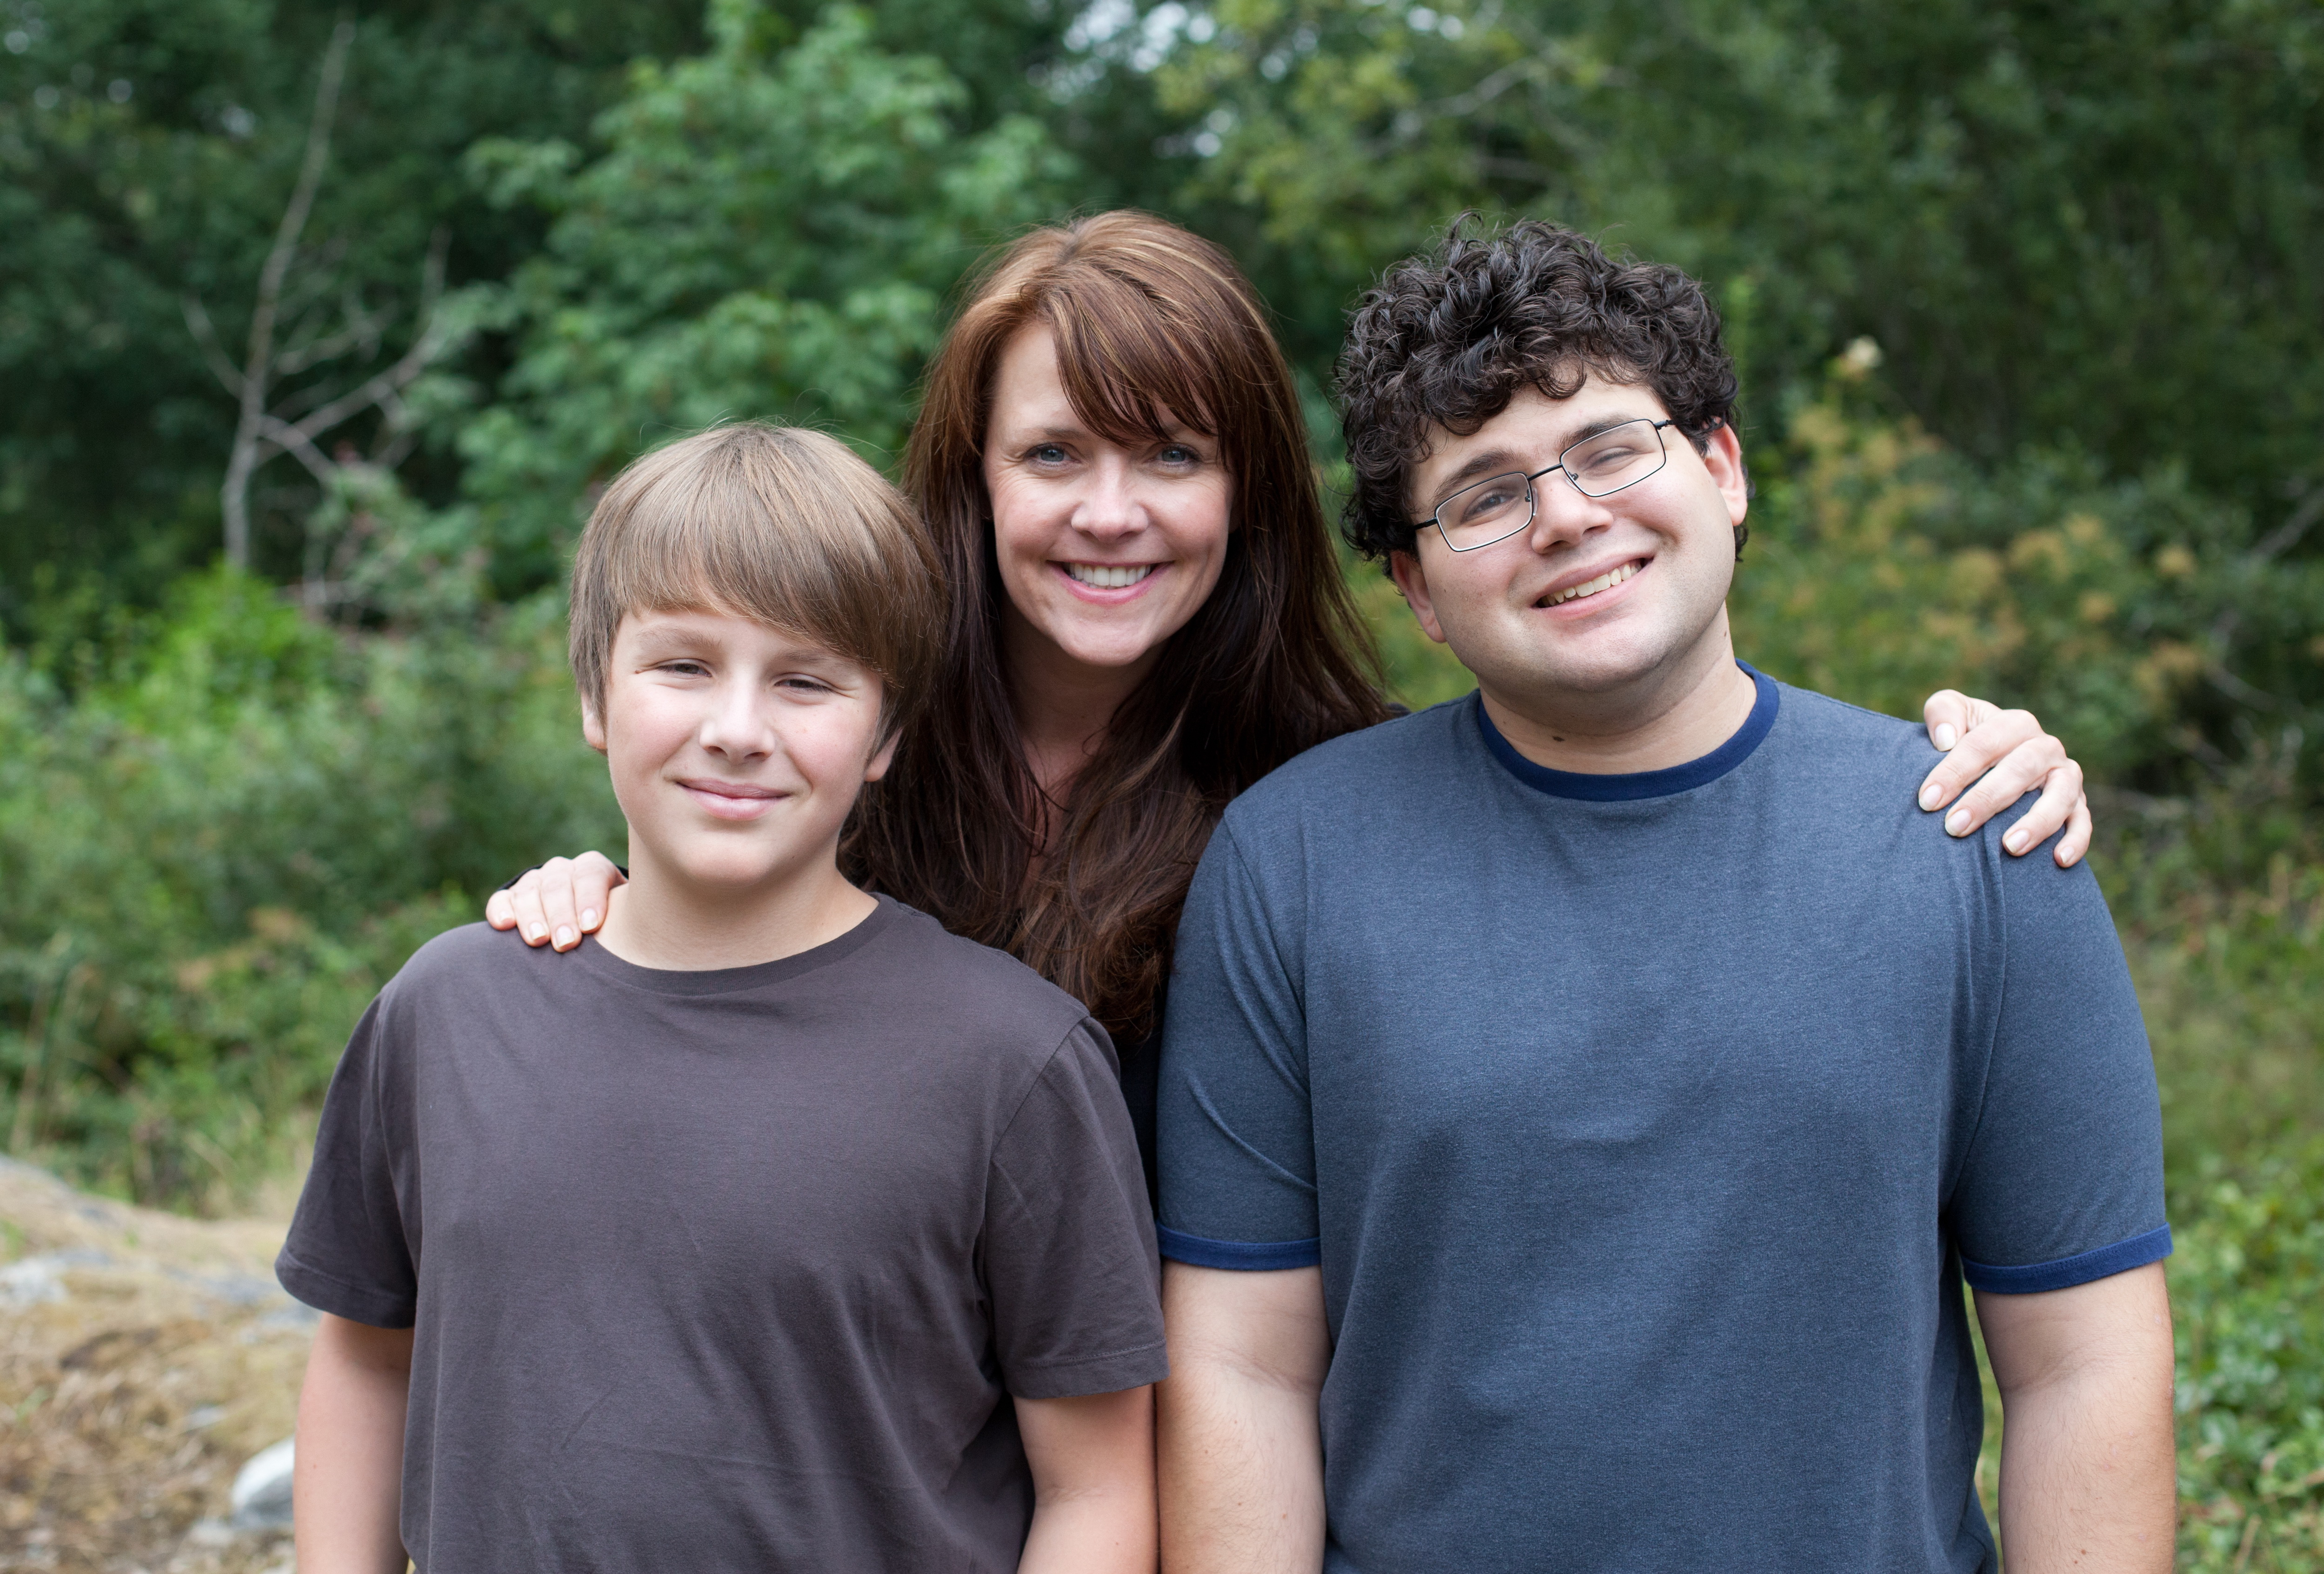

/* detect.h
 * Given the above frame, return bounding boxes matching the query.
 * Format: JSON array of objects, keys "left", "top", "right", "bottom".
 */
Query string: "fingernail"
[
  {"left": 1931, "top": 724, "right": 1957, "bottom": 751},
  {"left": 580, "top": 909, "right": 599, "bottom": 930},
  {"left": 527, "top": 923, "right": 546, "bottom": 942},
  {"left": 1945, "top": 807, "right": 1972, "bottom": 837},
  {"left": 2005, "top": 828, "right": 2028, "bottom": 853},
  {"left": 1918, "top": 782, "right": 1944, "bottom": 811},
  {"left": 554, "top": 926, "right": 576, "bottom": 950}
]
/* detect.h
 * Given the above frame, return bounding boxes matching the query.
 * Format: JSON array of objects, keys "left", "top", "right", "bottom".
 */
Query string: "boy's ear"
[{"left": 581, "top": 692, "right": 609, "bottom": 755}]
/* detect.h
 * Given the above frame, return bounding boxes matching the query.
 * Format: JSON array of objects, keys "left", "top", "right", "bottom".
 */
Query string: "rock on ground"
[{"left": 0, "top": 1156, "right": 310, "bottom": 1572}]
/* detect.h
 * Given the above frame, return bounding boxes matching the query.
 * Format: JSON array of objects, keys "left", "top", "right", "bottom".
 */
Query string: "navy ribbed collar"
[{"left": 1475, "top": 662, "right": 1780, "bottom": 802}]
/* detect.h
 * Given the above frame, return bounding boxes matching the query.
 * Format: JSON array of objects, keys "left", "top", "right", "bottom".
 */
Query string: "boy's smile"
[
  {"left": 679, "top": 776, "right": 785, "bottom": 820},
  {"left": 582, "top": 605, "right": 893, "bottom": 964}
]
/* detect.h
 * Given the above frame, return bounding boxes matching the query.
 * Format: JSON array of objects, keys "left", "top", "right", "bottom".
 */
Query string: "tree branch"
[
  {"left": 180, "top": 295, "right": 246, "bottom": 398},
  {"left": 221, "top": 15, "right": 355, "bottom": 568}
]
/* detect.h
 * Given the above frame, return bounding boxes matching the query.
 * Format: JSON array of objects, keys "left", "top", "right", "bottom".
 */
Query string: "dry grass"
[{"left": 0, "top": 1157, "right": 308, "bottom": 1573}]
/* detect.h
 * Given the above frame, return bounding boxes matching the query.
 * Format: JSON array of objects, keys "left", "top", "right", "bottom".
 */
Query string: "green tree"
[
  {"left": 0, "top": 0, "right": 704, "bottom": 613},
  {"left": 1150, "top": 0, "right": 2324, "bottom": 526},
  {"left": 452, "top": 0, "right": 1076, "bottom": 586}
]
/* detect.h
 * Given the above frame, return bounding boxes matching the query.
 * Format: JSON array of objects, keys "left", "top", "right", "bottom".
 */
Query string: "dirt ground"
[{"left": 0, "top": 1158, "right": 308, "bottom": 1573}]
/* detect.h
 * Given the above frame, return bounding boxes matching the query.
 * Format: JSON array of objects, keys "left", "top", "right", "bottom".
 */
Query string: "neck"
[
  {"left": 1479, "top": 615, "right": 1758, "bottom": 774},
  {"left": 593, "top": 844, "right": 875, "bottom": 971},
  {"left": 1000, "top": 602, "right": 1159, "bottom": 799}
]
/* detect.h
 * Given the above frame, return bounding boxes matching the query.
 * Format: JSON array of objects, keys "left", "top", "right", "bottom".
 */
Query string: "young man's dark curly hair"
[{"left": 1336, "top": 219, "right": 1746, "bottom": 564}]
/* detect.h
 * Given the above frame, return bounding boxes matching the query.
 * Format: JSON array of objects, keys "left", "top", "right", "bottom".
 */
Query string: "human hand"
[
  {"left": 1916, "top": 692, "right": 2092, "bottom": 867},
  {"left": 482, "top": 851, "right": 625, "bottom": 951}
]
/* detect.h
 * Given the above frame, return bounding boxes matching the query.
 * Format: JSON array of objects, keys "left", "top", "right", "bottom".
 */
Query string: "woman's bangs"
[{"left": 1044, "top": 276, "right": 1229, "bottom": 450}]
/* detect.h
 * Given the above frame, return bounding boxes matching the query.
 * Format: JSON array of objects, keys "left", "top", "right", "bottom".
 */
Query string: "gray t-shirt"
[
  {"left": 280, "top": 896, "right": 1167, "bottom": 1573},
  {"left": 1157, "top": 668, "right": 2167, "bottom": 1573}
]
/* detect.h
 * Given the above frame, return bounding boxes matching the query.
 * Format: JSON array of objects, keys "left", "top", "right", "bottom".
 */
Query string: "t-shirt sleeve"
[
  {"left": 276, "top": 996, "right": 419, "bottom": 1327},
  {"left": 1947, "top": 817, "right": 2170, "bottom": 1294},
  {"left": 1153, "top": 821, "right": 1322, "bottom": 1270},
  {"left": 984, "top": 1020, "right": 1169, "bottom": 1400}
]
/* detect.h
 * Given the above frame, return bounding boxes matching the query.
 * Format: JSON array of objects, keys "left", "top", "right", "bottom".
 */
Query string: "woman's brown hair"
[{"left": 844, "top": 211, "right": 1391, "bottom": 1045}]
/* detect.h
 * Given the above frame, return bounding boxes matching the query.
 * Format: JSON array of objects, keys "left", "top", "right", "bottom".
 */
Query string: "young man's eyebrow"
[{"left": 1427, "top": 448, "right": 1525, "bottom": 504}]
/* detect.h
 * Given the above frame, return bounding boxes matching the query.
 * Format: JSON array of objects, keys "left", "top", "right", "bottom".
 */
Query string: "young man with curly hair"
[{"left": 1153, "top": 223, "right": 2174, "bottom": 1573}]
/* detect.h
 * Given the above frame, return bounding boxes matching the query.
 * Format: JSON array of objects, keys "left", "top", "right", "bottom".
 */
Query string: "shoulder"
[
  {"left": 377, "top": 920, "right": 543, "bottom": 1003},
  {"left": 1223, "top": 697, "right": 1475, "bottom": 833},
  {"left": 1761, "top": 680, "right": 2097, "bottom": 893},
  {"left": 859, "top": 900, "right": 1097, "bottom": 1052},
  {"left": 1758, "top": 681, "right": 1939, "bottom": 796}
]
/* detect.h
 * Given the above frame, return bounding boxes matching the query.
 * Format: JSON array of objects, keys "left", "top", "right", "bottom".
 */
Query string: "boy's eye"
[{"left": 660, "top": 659, "right": 711, "bottom": 677}]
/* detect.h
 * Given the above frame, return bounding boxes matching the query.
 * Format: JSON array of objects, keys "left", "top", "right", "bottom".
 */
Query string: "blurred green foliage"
[
  {"left": 0, "top": 569, "right": 620, "bottom": 1206},
  {"left": 2, "top": 0, "right": 2321, "bottom": 1556},
  {"left": 453, "top": 1, "right": 1075, "bottom": 586}
]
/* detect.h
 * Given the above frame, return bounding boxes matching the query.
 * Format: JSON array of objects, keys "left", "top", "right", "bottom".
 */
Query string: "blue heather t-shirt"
[{"left": 1156, "top": 667, "right": 2168, "bottom": 1574}]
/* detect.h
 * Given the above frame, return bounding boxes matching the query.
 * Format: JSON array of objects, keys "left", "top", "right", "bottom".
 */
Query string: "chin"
[
  {"left": 1055, "top": 629, "right": 1165, "bottom": 671},
  {"left": 1493, "top": 629, "right": 1681, "bottom": 698},
  {"left": 656, "top": 843, "right": 795, "bottom": 892}
]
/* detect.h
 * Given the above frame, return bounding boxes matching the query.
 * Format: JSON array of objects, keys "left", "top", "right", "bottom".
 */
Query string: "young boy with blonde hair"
[{"left": 280, "top": 424, "right": 1165, "bottom": 1572}]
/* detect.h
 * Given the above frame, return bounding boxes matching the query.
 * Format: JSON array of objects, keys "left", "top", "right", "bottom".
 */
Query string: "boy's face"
[
  {"left": 1389, "top": 373, "right": 1750, "bottom": 712},
  {"left": 583, "top": 607, "right": 895, "bottom": 895}
]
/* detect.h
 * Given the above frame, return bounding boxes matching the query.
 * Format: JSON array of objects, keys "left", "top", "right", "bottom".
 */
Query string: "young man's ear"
[
  {"left": 1388, "top": 551, "right": 1452, "bottom": 645},
  {"left": 1702, "top": 423, "right": 1750, "bottom": 537},
  {"left": 581, "top": 693, "right": 609, "bottom": 756}
]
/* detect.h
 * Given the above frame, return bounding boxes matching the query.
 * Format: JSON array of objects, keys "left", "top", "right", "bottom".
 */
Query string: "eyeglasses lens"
[
  {"left": 1564, "top": 420, "right": 1668, "bottom": 498},
  {"left": 1437, "top": 474, "right": 1531, "bottom": 548}
]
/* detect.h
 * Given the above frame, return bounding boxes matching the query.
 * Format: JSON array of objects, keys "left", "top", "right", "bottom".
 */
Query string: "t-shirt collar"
[{"left": 1474, "top": 661, "right": 1780, "bottom": 802}]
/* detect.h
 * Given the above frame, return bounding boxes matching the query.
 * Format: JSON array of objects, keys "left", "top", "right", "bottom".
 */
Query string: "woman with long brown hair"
[{"left": 487, "top": 211, "right": 2092, "bottom": 1188}]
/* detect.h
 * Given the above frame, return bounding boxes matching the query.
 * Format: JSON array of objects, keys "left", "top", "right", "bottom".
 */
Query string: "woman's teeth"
[
  {"left": 1544, "top": 560, "right": 1641, "bottom": 607},
  {"left": 1065, "top": 564, "right": 1158, "bottom": 589}
]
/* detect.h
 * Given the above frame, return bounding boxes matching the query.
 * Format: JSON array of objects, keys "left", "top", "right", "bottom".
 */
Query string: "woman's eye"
[
  {"left": 1158, "top": 445, "right": 1201, "bottom": 466},
  {"left": 1029, "top": 444, "right": 1071, "bottom": 466}
]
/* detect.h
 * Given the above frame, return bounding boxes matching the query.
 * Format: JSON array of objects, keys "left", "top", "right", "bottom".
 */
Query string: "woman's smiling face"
[{"left": 982, "top": 323, "right": 1233, "bottom": 683}]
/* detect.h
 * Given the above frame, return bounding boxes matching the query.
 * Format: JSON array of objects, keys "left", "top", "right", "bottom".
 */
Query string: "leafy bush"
[
  {"left": 2169, "top": 1143, "right": 2324, "bottom": 1569},
  {"left": 1732, "top": 372, "right": 2324, "bottom": 794},
  {"left": 0, "top": 567, "right": 620, "bottom": 1208}
]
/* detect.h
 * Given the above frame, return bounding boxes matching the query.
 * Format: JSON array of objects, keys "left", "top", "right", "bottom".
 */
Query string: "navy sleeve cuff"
[
  {"left": 1962, "top": 1223, "right": 2172, "bottom": 1294},
  {"left": 1157, "top": 1224, "right": 1321, "bottom": 1270}
]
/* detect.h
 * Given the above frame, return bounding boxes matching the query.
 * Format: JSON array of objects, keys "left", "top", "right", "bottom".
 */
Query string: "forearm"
[
  {"left": 1995, "top": 1369, "right": 2176, "bottom": 1571},
  {"left": 1019, "top": 1484, "right": 1157, "bottom": 1574},
  {"left": 1017, "top": 1386, "right": 1157, "bottom": 1574},
  {"left": 1979, "top": 1264, "right": 2176, "bottom": 1573},
  {"left": 293, "top": 1315, "right": 413, "bottom": 1574},
  {"left": 1157, "top": 1356, "right": 1325, "bottom": 1574}
]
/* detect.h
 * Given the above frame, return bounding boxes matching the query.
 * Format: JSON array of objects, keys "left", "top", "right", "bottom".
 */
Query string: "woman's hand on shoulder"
[
  {"left": 1915, "top": 692, "right": 2092, "bottom": 867},
  {"left": 483, "top": 852, "right": 625, "bottom": 951}
]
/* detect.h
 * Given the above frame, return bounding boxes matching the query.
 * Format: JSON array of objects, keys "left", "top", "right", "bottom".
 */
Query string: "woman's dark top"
[{"left": 1116, "top": 1028, "right": 1161, "bottom": 1214}]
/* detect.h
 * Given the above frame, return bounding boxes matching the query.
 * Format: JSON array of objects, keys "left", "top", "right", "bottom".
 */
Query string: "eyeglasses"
[{"left": 1415, "top": 418, "right": 1679, "bottom": 551}]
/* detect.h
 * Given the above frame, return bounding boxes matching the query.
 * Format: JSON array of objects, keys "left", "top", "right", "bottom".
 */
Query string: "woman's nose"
[{"left": 1071, "top": 459, "right": 1145, "bottom": 539}]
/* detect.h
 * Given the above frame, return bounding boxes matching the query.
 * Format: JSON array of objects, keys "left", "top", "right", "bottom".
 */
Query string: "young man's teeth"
[
  {"left": 1065, "top": 564, "right": 1157, "bottom": 589},
  {"left": 1546, "top": 561, "right": 1639, "bottom": 607}
]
